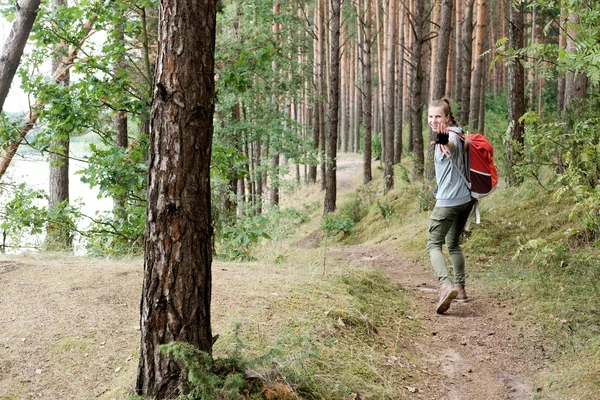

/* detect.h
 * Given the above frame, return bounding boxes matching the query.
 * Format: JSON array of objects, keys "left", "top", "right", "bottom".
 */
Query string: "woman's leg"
[
  {"left": 427, "top": 206, "right": 459, "bottom": 284},
  {"left": 445, "top": 201, "right": 474, "bottom": 284}
]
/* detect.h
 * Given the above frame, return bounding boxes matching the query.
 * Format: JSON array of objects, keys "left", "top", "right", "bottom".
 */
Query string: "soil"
[
  {"left": 0, "top": 154, "right": 542, "bottom": 399},
  {"left": 328, "top": 245, "right": 538, "bottom": 400}
]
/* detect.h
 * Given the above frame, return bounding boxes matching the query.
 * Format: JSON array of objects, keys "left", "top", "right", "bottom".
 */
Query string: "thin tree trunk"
[
  {"left": 469, "top": 0, "right": 486, "bottom": 129},
  {"left": 459, "top": 0, "right": 474, "bottom": 126},
  {"left": 557, "top": 3, "right": 567, "bottom": 115},
  {"left": 394, "top": 2, "right": 404, "bottom": 165},
  {"left": 309, "top": 1, "right": 321, "bottom": 183},
  {"left": 453, "top": 0, "right": 463, "bottom": 100},
  {"left": 0, "top": 0, "right": 41, "bottom": 112},
  {"left": 362, "top": 0, "right": 373, "bottom": 184},
  {"left": 45, "top": 0, "right": 72, "bottom": 250},
  {"left": 427, "top": 0, "right": 454, "bottom": 180},
  {"left": 318, "top": 0, "right": 327, "bottom": 191},
  {"left": 324, "top": 0, "right": 341, "bottom": 213},
  {"left": 0, "top": 16, "right": 94, "bottom": 181},
  {"left": 410, "top": 0, "right": 426, "bottom": 180},
  {"left": 112, "top": 25, "right": 128, "bottom": 217},
  {"left": 505, "top": 0, "right": 525, "bottom": 187},
  {"left": 383, "top": 0, "right": 396, "bottom": 193}
]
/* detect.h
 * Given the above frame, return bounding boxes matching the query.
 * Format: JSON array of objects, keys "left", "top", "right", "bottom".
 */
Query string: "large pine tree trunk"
[
  {"left": 324, "top": 0, "right": 341, "bottom": 213},
  {"left": 136, "top": 0, "right": 216, "bottom": 396},
  {"left": 505, "top": 0, "right": 525, "bottom": 187}
]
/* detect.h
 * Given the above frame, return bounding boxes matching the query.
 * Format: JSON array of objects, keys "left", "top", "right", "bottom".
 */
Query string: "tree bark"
[
  {"left": 136, "top": 0, "right": 216, "bottom": 396},
  {"left": 383, "top": 0, "right": 396, "bottom": 194},
  {"left": 324, "top": 0, "right": 340, "bottom": 213},
  {"left": 432, "top": 0, "right": 453, "bottom": 101},
  {"left": 453, "top": 0, "right": 463, "bottom": 100},
  {"left": 0, "top": 0, "right": 41, "bottom": 112},
  {"left": 362, "top": 0, "right": 373, "bottom": 184},
  {"left": 112, "top": 26, "right": 128, "bottom": 217},
  {"left": 557, "top": 3, "right": 567, "bottom": 116},
  {"left": 427, "top": 0, "right": 454, "bottom": 181},
  {"left": 459, "top": 0, "right": 474, "bottom": 127},
  {"left": 318, "top": 0, "right": 327, "bottom": 191},
  {"left": 410, "top": 0, "right": 426, "bottom": 180},
  {"left": 469, "top": 0, "right": 486, "bottom": 130},
  {"left": 394, "top": 2, "right": 405, "bottom": 165},
  {"left": 45, "top": 0, "right": 72, "bottom": 251},
  {"left": 505, "top": 0, "right": 525, "bottom": 187}
]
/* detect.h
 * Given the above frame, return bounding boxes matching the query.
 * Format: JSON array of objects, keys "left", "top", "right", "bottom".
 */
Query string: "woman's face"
[{"left": 428, "top": 106, "right": 449, "bottom": 131}]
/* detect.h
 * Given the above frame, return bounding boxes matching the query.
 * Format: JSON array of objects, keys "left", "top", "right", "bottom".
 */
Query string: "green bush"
[{"left": 321, "top": 212, "right": 355, "bottom": 237}]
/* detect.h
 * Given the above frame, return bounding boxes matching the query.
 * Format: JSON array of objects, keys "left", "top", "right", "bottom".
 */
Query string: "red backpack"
[
  {"left": 461, "top": 131, "right": 498, "bottom": 198},
  {"left": 453, "top": 130, "right": 499, "bottom": 229}
]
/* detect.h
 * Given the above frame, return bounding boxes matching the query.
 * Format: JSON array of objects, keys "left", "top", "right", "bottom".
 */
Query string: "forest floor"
[{"left": 0, "top": 154, "right": 544, "bottom": 399}]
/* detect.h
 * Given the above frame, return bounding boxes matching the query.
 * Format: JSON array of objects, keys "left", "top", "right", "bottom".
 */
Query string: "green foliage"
[
  {"left": 376, "top": 199, "right": 393, "bottom": 221},
  {"left": 217, "top": 214, "right": 271, "bottom": 261},
  {"left": 215, "top": 205, "right": 309, "bottom": 261},
  {"left": 518, "top": 101, "right": 600, "bottom": 245},
  {"left": 371, "top": 134, "right": 382, "bottom": 160},
  {"left": 1, "top": 184, "right": 49, "bottom": 244},
  {"left": 83, "top": 205, "right": 146, "bottom": 257},
  {"left": 0, "top": 184, "right": 81, "bottom": 250},
  {"left": 160, "top": 342, "right": 247, "bottom": 400},
  {"left": 321, "top": 212, "right": 355, "bottom": 237}
]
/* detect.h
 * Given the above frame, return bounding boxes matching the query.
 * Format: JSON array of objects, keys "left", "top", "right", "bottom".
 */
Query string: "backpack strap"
[
  {"left": 445, "top": 128, "right": 471, "bottom": 191},
  {"left": 464, "top": 199, "right": 480, "bottom": 232}
]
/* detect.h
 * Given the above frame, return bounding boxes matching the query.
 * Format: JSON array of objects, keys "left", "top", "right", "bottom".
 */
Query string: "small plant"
[
  {"left": 218, "top": 215, "right": 271, "bottom": 261},
  {"left": 339, "top": 196, "right": 365, "bottom": 223},
  {"left": 321, "top": 212, "right": 355, "bottom": 237},
  {"left": 376, "top": 199, "right": 393, "bottom": 221},
  {"left": 160, "top": 342, "right": 247, "bottom": 400}
]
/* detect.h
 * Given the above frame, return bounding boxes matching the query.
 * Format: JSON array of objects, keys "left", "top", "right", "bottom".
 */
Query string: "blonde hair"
[{"left": 429, "top": 98, "right": 457, "bottom": 126}]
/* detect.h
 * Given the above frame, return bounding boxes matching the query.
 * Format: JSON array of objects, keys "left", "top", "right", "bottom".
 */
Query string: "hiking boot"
[
  {"left": 436, "top": 283, "right": 458, "bottom": 314},
  {"left": 454, "top": 283, "right": 469, "bottom": 302}
]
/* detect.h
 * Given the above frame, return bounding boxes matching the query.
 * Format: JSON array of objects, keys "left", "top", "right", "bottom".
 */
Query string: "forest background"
[{"left": 0, "top": 0, "right": 599, "bottom": 398}]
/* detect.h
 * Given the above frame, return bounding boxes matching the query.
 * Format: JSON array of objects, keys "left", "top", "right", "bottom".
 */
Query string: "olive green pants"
[{"left": 426, "top": 201, "right": 474, "bottom": 285}]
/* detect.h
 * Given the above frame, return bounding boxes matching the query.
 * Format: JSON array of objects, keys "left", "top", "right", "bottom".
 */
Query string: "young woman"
[{"left": 427, "top": 99, "right": 474, "bottom": 314}]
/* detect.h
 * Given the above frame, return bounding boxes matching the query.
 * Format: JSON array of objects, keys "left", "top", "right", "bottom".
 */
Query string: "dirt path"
[
  {"left": 328, "top": 245, "right": 536, "bottom": 400},
  {"left": 329, "top": 154, "right": 538, "bottom": 399}
]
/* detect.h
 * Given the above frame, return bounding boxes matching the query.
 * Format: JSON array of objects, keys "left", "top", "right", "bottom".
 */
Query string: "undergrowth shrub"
[
  {"left": 216, "top": 207, "right": 309, "bottom": 261},
  {"left": 160, "top": 342, "right": 249, "bottom": 400},
  {"left": 519, "top": 101, "right": 600, "bottom": 247},
  {"left": 321, "top": 212, "right": 354, "bottom": 237}
]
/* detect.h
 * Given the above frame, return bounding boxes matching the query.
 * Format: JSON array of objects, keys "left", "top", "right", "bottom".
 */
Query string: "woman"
[{"left": 427, "top": 99, "right": 473, "bottom": 314}]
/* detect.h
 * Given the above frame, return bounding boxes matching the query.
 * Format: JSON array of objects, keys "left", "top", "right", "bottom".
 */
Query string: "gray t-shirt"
[{"left": 434, "top": 127, "right": 472, "bottom": 207}]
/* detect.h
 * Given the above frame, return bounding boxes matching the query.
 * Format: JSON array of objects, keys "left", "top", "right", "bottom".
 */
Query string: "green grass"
[
  {"left": 312, "top": 158, "right": 600, "bottom": 399},
  {"left": 210, "top": 268, "right": 420, "bottom": 399}
]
